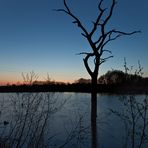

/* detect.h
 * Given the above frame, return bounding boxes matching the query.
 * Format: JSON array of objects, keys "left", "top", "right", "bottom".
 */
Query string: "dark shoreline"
[{"left": 0, "top": 84, "right": 148, "bottom": 94}]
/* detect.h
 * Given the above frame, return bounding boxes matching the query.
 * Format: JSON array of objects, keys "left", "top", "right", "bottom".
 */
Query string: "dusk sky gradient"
[{"left": 0, "top": 0, "right": 148, "bottom": 84}]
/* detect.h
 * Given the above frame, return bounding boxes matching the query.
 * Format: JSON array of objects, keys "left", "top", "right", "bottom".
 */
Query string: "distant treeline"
[
  {"left": 0, "top": 70, "right": 148, "bottom": 94},
  {"left": 76, "top": 70, "right": 148, "bottom": 85},
  {"left": 0, "top": 82, "right": 148, "bottom": 94}
]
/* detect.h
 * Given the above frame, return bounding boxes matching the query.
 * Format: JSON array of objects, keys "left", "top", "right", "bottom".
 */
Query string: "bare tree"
[
  {"left": 22, "top": 71, "right": 39, "bottom": 85},
  {"left": 57, "top": 0, "right": 140, "bottom": 116}
]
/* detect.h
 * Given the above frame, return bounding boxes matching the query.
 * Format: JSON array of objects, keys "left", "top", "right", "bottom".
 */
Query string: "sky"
[{"left": 0, "top": 0, "right": 148, "bottom": 84}]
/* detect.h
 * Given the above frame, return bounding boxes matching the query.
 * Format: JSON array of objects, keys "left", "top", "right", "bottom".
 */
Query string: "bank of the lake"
[{"left": 0, "top": 83, "right": 148, "bottom": 94}]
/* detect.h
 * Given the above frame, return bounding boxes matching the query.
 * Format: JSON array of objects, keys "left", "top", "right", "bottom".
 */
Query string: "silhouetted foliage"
[
  {"left": 98, "top": 70, "right": 142, "bottom": 85},
  {"left": 98, "top": 70, "right": 125, "bottom": 84},
  {"left": 74, "top": 78, "right": 91, "bottom": 84}
]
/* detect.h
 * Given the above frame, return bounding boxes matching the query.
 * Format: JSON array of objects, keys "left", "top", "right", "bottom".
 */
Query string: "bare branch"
[
  {"left": 102, "top": 49, "right": 112, "bottom": 54},
  {"left": 100, "top": 55, "right": 113, "bottom": 65},
  {"left": 76, "top": 52, "right": 93, "bottom": 55},
  {"left": 99, "top": 0, "right": 116, "bottom": 37},
  {"left": 100, "top": 30, "right": 141, "bottom": 52},
  {"left": 63, "top": 0, "right": 70, "bottom": 13},
  {"left": 83, "top": 53, "right": 95, "bottom": 76},
  {"left": 54, "top": 8, "right": 68, "bottom": 14},
  {"left": 103, "top": 0, "right": 117, "bottom": 26},
  {"left": 112, "top": 30, "right": 141, "bottom": 35},
  {"left": 56, "top": 0, "right": 89, "bottom": 37},
  {"left": 81, "top": 33, "right": 87, "bottom": 38},
  {"left": 90, "top": 0, "right": 106, "bottom": 37},
  {"left": 98, "top": 0, "right": 105, "bottom": 12},
  {"left": 101, "top": 33, "right": 121, "bottom": 49},
  {"left": 22, "top": 71, "right": 39, "bottom": 85},
  {"left": 96, "top": 34, "right": 107, "bottom": 52},
  {"left": 94, "top": 35, "right": 103, "bottom": 45}
]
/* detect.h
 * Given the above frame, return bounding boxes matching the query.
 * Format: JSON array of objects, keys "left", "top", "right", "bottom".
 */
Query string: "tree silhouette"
[
  {"left": 57, "top": 0, "right": 139, "bottom": 116},
  {"left": 56, "top": 0, "right": 140, "bottom": 147}
]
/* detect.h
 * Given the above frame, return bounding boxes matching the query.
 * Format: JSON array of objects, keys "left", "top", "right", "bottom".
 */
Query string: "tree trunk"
[
  {"left": 91, "top": 75, "right": 98, "bottom": 148},
  {"left": 91, "top": 75, "right": 97, "bottom": 122}
]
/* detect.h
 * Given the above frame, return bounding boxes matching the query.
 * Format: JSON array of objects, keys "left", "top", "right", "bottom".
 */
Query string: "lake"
[{"left": 0, "top": 92, "right": 148, "bottom": 148}]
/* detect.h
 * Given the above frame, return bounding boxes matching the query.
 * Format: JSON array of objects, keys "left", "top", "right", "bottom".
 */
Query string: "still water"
[{"left": 0, "top": 92, "right": 147, "bottom": 148}]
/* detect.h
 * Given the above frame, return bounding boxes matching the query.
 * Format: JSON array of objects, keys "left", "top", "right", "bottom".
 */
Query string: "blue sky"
[{"left": 0, "top": 0, "right": 148, "bottom": 84}]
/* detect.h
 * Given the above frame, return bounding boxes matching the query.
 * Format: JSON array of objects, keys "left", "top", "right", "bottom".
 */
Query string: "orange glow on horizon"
[
  {"left": 0, "top": 71, "right": 90, "bottom": 85},
  {"left": 0, "top": 76, "right": 75, "bottom": 86},
  {"left": 0, "top": 70, "right": 148, "bottom": 86},
  {"left": 0, "top": 79, "right": 74, "bottom": 86}
]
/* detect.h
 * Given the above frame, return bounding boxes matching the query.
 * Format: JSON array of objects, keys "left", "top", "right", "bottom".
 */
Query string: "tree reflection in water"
[
  {"left": 0, "top": 93, "right": 67, "bottom": 147},
  {"left": 0, "top": 93, "right": 148, "bottom": 148}
]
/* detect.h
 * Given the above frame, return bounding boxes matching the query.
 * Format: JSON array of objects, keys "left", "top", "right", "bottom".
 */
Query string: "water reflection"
[
  {"left": 0, "top": 93, "right": 147, "bottom": 148},
  {"left": 110, "top": 95, "right": 148, "bottom": 148}
]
